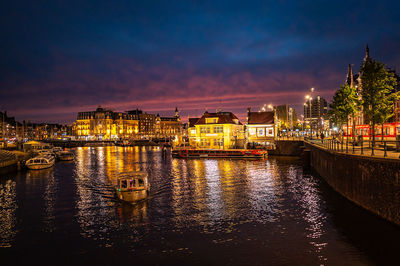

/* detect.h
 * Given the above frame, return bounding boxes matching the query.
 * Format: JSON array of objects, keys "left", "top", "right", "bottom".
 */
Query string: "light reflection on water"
[{"left": 1, "top": 146, "right": 399, "bottom": 265}]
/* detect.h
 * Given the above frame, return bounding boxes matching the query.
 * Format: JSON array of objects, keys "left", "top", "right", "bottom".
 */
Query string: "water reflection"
[
  {"left": 0, "top": 178, "right": 17, "bottom": 247},
  {"left": 3, "top": 146, "right": 400, "bottom": 265}
]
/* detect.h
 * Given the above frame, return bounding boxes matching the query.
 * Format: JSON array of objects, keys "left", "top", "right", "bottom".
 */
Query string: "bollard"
[
  {"left": 353, "top": 141, "right": 355, "bottom": 153},
  {"left": 361, "top": 140, "right": 363, "bottom": 155},
  {"left": 384, "top": 141, "right": 387, "bottom": 157}
]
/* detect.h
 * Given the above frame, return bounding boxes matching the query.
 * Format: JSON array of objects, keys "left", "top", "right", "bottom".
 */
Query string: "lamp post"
[{"left": 305, "top": 95, "right": 313, "bottom": 139}]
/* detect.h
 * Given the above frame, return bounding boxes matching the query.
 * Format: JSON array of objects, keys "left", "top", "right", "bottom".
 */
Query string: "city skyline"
[{"left": 1, "top": 1, "right": 400, "bottom": 123}]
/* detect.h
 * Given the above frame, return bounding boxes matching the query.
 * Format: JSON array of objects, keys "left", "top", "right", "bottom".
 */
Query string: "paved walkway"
[{"left": 307, "top": 139, "right": 400, "bottom": 160}]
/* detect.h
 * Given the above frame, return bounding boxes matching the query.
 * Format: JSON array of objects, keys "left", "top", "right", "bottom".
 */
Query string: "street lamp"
[{"left": 305, "top": 95, "right": 313, "bottom": 139}]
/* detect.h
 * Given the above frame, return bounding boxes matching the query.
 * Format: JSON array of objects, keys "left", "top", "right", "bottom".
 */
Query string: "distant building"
[
  {"left": 75, "top": 106, "right": 139, "bottom": 140},
  {"left": 155, "top": 108, "right": 182, "bottom": 140},
  {"left": 246, "top": 108, "right": 275, "bottom": 145},
  {"left": 304, "top": 96, "right": 327, "bottom": 130},
  {"left": 194, "top": 111, "right": 245, "bottom": 149}
]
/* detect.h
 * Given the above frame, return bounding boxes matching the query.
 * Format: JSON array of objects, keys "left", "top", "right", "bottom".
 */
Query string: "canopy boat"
[
  {"left": 58, "top": 151, "right": 74, "bottom": 161},
  {"left": 115, "top": 171, "right": 150, "bottom": 202},
  {"left": 25, "top": 154, "right": 55, "bottom": 170}
]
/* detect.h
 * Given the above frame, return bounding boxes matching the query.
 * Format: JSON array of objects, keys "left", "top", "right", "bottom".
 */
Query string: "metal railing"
[{"left": 307, "top": 138, "right": 400, "bottom": 158}]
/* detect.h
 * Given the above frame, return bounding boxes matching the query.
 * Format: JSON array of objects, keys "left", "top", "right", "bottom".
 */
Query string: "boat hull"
[
  {"left": 116, "top": 189, "right": 148, "bottom": 202},
  {"left": 172, "top": 149, "right": 267, "bottom": 159},
  {"left": 59, "top": 155, "right": 74, "bottom": 161},
  {"left": 26, "top": 163, "right": 54, "bottom": 170}
]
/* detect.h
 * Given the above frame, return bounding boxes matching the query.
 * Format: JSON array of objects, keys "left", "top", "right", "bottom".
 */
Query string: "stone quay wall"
[
  {"left": 269, "top": 140, "right": 304, "bottom": 156},
  {"left": 304, "top": 142, "right": 400, "bottom": 226}
]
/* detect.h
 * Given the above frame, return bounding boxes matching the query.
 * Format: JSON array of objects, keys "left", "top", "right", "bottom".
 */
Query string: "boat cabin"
[{"left": 117, "top": 172, "right": 148, "bottom": 191}]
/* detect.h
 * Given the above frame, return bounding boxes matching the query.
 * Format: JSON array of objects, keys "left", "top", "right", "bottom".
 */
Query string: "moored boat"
[
  {"left": 58, "top": 151, "right": 74, "bottom": 161},
  {"left": 52, "top": 147, "right": 63, "bottom": 156},
  {"left": 172, "top": 148, "right": 267, "bottom": 159},
  {"left": 25, "top": 154, "right": 55, "bottom": 170},
  {"left": 115, "top": 171, "right": 150, "bottom": 202}
]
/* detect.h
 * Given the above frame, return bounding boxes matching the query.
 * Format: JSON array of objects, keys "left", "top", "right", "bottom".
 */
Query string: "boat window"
[
  {"left": 138, "top": 178, "right": 144, "bottom": 187},
  {"left": 121, "top": 180, "right": 128, "bottom": 188},
  {"left": 34, "top": 159, "right": 40, "bottom": 163},
  {"left": 129, "top": 179, "right": 135, "bottom": 187}
]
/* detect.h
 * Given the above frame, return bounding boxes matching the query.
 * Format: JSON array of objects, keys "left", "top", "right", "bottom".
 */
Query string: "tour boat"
[
  {"left": 172, "top": 148, "right": 268, "bottom": 159},
  {"left": 115, "top": 171, "right": 150, "bottom": 202},
  {"left": 25, "top": 154, "right": 55, "bottom": 170},
  {"left": 58, "top": 151, "right": 74, "bottom": 161}
]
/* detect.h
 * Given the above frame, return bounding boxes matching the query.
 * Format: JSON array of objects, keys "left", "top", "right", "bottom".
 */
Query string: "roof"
[
  {"left": 188, "top": 118, "right": 200, "bottom": 127},
  {"left": 195, "top": 112, "right": 242, "bottom": 125},
  {"left": 160, "top": 117, "right": 179, "bottom": 122},
  {"left": 247, "top": 111, "right": 274, "bottom": 124}
]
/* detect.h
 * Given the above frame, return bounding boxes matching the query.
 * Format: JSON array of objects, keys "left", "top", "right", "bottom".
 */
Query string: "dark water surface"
[{"left": 0, "top": 146, "right": 399, "bottom": 265}]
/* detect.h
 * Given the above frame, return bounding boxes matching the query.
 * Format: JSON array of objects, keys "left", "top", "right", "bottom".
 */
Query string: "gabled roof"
[
  {"left": 247, "top": 111, "right": 274, "bottom": 124},
  {"left": 188, "top": 118, "right": 200, "bottom": 127},
  {"left": 195, "top": 112, "right": 242, "bottom": 125}
]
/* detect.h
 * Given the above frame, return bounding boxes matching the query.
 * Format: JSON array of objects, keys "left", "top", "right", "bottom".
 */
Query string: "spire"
[
  {"left": 364, "top": 44, "right": 370, "bottom": 61},
  {"left": 174, "top": 107, "right": 179, "bottom": 117},
  {"left": 349, "top": 64, "right": 354, "bottom": 88}
]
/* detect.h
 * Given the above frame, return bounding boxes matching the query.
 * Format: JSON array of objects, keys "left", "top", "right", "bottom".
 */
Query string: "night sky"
[{"left": 1, "top": 0, "right": 400, "bottom": 123}]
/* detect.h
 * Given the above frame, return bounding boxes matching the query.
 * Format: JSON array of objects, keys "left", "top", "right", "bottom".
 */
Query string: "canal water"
[{"left": 0, "top": 146, "right": 399, "bottom": 265}]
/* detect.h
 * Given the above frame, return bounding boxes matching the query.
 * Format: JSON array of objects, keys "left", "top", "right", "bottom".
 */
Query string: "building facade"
[
  {"left": 75, "top": 106, "right": 139, "bottom": 140},
  {"left": 246, "top": 108, "right": 275, "bottom": 146},
  {"left": 194, "top": 111, "right": 245, "bottom": 149},
  {"left": 155, "top": 108, "right": 182, "bottom": 139},
  {"left": 187, "top": 117, "right": 200, "bottom": 147}
]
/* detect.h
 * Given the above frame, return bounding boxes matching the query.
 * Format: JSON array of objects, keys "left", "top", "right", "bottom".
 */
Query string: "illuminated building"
[
  {"left": 343, "top": 45, "right": 400, "bottom": 137},
  {"left": 155, "top": 108, "right": 182, "bottom": 139},
  {"left": 246, "top": 108, "right": 275, "bottom": 146},
  {"left": 75, "top": 106, "right": 139, "bottom": 140},
  {"left": 194, "top": 111, "right": 245, "bottom": 149},
  {"left": 188, "top": 117, "right": 200, "bottom": 146}
]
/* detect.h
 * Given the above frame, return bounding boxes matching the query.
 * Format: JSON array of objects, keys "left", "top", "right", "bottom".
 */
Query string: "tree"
[
  {"left": 360, "top": 59, "right": 398, "bottom": 146},
  {"left": 328, "top": 83, "right": 361, "bottom": 148}
]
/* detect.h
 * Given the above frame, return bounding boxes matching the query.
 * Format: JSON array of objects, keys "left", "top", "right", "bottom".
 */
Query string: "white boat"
[
  {"left": 58, "top": 151, "right": 74, "bottom": 161},
  {"left": 115, "top": 171, "right": 150, "bottom": 202},
  {"left": 25, "top": 154, "right": 55, "bottom": 170}
]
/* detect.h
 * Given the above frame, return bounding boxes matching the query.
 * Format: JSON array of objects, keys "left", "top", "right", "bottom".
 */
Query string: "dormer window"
[{"left": 206, "top": 118, "right": 218, "bottom": 124}]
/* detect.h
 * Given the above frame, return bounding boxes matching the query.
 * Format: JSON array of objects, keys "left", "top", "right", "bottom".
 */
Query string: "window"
[
  {"left": 268, "top": 129, "right": 273, "bottom": 136},
  {"left": 130, "top": 179, "right": 135, "bottom": 187},
  {"left": 206, "top": 118, "right": 218, "bottom": 124},
  {"left": 200, "top": 139, "right": 209, "bottom": 147},
  {"left": 213, "top": 138, "right": 223, "bottom": 146},
  {"left": 258, "top": 128, "right": 265, "bottom": 136},
  {"left": 200, "top": 127, "right": 210, "bottom": 134},
  {"left": 214, "top": 126, "right": 223, "bottom": 133},
  {"left": 138, "top": 179, "right": 144, "bottom": 187},
  {"left": 121, "top": 180, "right": 128, "bottom": 188},
  {"left": 249, "top": 128, "right": 256, "bottom": 136}
]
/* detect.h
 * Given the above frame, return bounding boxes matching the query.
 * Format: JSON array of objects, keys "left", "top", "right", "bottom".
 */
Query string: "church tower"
[{"left": 174, "top": 107, "right": 179, "bottom": 118}]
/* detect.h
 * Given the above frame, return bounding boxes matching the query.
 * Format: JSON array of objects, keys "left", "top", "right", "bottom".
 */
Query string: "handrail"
[{"left": 304, "top": 138, "right": 400, "bottom": 159}]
